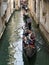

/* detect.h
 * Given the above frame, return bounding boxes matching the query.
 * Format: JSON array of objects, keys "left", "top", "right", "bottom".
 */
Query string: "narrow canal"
[{"left": 0, "top": 11, "right": 49, "bottom": 65}]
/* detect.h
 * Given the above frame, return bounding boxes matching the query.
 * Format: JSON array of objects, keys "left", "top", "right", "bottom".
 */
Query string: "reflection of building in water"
[{"left": 28, "top": 0, "right": 49, "bottom": 42}]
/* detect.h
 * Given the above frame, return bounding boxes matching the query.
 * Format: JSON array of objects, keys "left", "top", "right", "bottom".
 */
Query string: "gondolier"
[
  {"left": 23, "top": 12, "right": 29, "bottom": 27},
  {"left": 27, "top": 17, "right": 32, "bottom": 30}
]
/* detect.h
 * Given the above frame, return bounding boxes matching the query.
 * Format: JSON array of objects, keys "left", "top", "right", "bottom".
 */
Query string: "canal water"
[{"left": 0, "top": 11, "right": 49, "bottom": 65}]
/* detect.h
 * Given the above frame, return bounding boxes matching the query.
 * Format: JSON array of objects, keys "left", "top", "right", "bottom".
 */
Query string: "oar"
[
  {"left": 35, "top": 39, "right": 47, "bottom": 51},
  {"left": 14, "top": 26, "right": 23, "bottom": 32},
  {"left": 35, "top": 39, "right": 43, "bottom": 46},
  {"left": 14, "top": 24, "right": 25, "bottom": 32}
]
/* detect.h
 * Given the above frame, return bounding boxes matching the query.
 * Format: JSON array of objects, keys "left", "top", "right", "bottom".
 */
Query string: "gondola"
[
  {"left": 23, "top": 41, "right": 36, "bottom": 58},
  {"left": 22, "top": 9, "right": 36, "bottom": 58},
  {"left": 22, "top": 29, "right": 36, "bottom": 58}
]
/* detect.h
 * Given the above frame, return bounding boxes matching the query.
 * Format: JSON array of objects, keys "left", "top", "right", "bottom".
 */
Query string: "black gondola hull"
[{"left": 23, "top": 42, "right": 37, "bottom": 58}]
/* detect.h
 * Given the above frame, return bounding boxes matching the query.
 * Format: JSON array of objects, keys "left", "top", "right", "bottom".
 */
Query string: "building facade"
[
  {"left": 6, "top": 0, "right": 14, "bottom": 22},
  {"left": 15, "top": 0, "right": 20, "bottom": 10},
  {"left": 0, "top": 0, "right": 20, "bottom": 39},
  {"left": 0, "top": 0, "right": 21, "bottom": 39},
  {"left": 0, "top": 0, "right": 6, "bottom": 39},
  {"left": 0, "top": 0, "right": 14, "bottom": 39},
  {"left": 39, "top": 0, "right": 49, "bottom": 42},
  {"left": 28, "top": 0, "right": 49, "bottom": 42}
]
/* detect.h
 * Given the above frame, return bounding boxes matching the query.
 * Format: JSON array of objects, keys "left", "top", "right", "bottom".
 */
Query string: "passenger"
[
  {"left": 27, "top": 17, "right": 32, "bottom": 30},
  {"left": 30, "top": 33, "right": 35, "bottom": 43},
  {"left": 24, "top": 29, "right": 32, "bottom": 36},
  {"left": 23, "top": 36, "right": 29, "bottom": 45},
  {"left": 27, "top": 30, "right": 35, "bottom": 44},
  {"left": 23, "top": 29, "right": 29, "bottom": 36},
  {"left": 23, "top": 28, "right": 35, "bottom": 44}
]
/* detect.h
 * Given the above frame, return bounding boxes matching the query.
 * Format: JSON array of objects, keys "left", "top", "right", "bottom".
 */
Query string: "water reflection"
[{"left": 7, "top": 11, "right": 24, "bottom": 65}]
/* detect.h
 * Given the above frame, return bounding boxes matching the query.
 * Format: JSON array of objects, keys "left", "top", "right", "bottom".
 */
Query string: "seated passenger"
[
  {"left": 30, "top": 33, "right": 35, "bottom": 43},
  {"left": 23, "top": 29, "right": 29, "bottom": 36},
  {"left": 23, "top": 36, "right": 29, "bottom": 45},
  {"left": 27, "top": 30, "right": 35, "bottom": 43}
]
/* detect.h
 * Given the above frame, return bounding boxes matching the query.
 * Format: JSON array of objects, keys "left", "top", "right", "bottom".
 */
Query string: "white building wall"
[
  {"left": 6, "top": 0, "right": 11, "bottom": 22},
  {"left": 15, "top": 0, "right": 20, "bottom": 10},
  {"left": 6, "top": 0, "right": 14, "bottom": 22},
  {"left": 40, "top": 0, "right": 49, "bottom": 42},
  {"left": 40, "top": 0, "right": 44, "bottom": 24},
  {"left": 18, "top": 0, "right": 20, "bottom": 8},
  {"left": 10, "top": 0, "right": 13, "bottom": 13},
  {"left": 28, "top": 0, "right": 36, "bottom": 18},
  {"left": 0, "top": 0, "right": 6, "bottom": 39},
  {"left": 28, "top": 0, "right": 49, "bottom": 42},
  {"left": 0, "top": 18, "right": 3, "bottom": 38},
  {"left": 45, "top": 2, "right": 49, "bottom": 32},
  {"left": 36, "top": 0, "right": 40, "bottom": 24}
]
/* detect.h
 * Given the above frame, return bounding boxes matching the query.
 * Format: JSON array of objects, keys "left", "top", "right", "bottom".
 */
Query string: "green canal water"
[{"left": 0, "top": 11, "right": 49, "bottom": 65}]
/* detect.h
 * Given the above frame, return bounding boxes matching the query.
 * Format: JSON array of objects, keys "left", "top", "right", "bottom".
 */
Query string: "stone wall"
[
  {"left": 28, "top": 0, "right": 49, "bottom": 42},
  {"left": 0, "top": 0, "right": 14, "bottom": 39},
  {"left": 15, "top": 0, "right": 20, "bottom": 10},
  {"left": 28, "top": 0, "right": 35, "bottom": 20},
  {"left": 0, "top": 0, "right": 6, "bottom": 39},
  {"left": 6, "top": 0, "right": 14, "bottom": 22},
  {"left": 39, "top": 0, "right": 49, "bottom": 42},
  {"left": 39, "top": 23, "right": 49, "bottom": 42}
]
